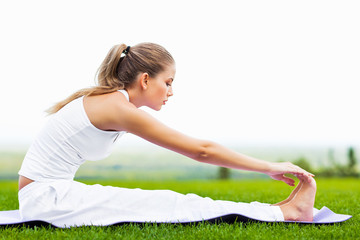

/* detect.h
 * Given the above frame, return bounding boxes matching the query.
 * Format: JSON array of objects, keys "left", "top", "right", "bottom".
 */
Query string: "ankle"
[{"left": 280, "top": 202, "right": 314, "bottom": 222}]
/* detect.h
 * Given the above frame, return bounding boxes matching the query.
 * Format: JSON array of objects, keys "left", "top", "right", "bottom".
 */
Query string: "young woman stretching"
[{"left": 18, "top": 43, "right": 316, "bottom": 227}]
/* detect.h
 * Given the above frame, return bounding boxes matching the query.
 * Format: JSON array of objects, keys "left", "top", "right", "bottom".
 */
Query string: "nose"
[{"left": 168, "top": 87, "right": 173, "bottom": 97}]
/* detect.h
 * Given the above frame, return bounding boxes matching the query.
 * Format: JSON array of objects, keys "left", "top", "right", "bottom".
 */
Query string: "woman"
[{"left": 18, "top": 43, "right": 316, "bottom": 227}]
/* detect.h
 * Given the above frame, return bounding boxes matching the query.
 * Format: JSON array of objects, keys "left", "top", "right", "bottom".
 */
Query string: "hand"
[{"left": 266, "top": 162, "right": 314, "bottom": 186}]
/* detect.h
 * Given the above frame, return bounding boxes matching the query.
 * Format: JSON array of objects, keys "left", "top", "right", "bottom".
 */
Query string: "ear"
[{"left": 139, "top": 73, "right": 150, "bottom": 90}]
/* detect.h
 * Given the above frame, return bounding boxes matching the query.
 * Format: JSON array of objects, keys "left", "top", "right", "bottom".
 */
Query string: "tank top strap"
[{"left": 117, "top": 89, "right": 129, "bottom": 101}]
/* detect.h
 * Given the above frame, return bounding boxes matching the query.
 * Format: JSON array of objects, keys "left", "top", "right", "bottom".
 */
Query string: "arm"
[
  {"left": 102, "top": 92, "right": 313, "bottom": 185},
  {"left": 90, "top": 92, "right": 312, "bottom": 185},
  {"left": 121, "top": 108, "right": 272, "bottom": 173}
]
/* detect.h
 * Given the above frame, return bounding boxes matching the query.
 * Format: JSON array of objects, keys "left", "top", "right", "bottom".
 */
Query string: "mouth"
[{"left": 163, "top": 100, "right": 168, "bottom": 105}]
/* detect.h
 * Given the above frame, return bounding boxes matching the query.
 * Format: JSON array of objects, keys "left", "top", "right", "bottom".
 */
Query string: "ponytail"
[
  {"left": 97, "top": 44, "right": 128, "bottom": 89},
  {"left": 46, "top": 42, "right": 174, "bottom": 114}
]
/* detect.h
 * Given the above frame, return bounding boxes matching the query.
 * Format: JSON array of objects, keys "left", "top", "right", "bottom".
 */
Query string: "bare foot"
[
  {"left": 279, "top": 176, "right": 316, "bottom": 221},
  {"left": 272, "top": 180, "right": 303, "bottom": 206}
]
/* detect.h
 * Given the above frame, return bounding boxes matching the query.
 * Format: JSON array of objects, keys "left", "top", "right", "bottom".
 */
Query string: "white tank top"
[{"left": 18, "top": 90, "right": 129, "bottom": 181}]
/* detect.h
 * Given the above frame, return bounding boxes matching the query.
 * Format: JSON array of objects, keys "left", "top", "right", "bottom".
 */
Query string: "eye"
[{"left": 166, "top": 82, "right": 172, "bottom": 87}]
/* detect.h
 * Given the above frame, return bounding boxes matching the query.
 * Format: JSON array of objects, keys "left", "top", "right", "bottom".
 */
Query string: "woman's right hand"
[{"left": 265, "top": 162, "right": 315, "bottom": 186}]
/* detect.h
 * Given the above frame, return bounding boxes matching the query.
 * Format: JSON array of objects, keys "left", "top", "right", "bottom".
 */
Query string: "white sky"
[{"left": 0, "top": 0, "right": 359, "bottom": 149}]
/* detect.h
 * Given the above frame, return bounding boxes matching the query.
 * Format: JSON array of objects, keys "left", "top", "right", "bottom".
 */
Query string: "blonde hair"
[{"left": 46, "top": 42, "right": 174, "bottom": 114}]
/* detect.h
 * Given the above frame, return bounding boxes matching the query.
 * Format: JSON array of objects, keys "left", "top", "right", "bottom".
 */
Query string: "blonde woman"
[{"left": 18, "top": 43, "right": 316, "bottom": 227}]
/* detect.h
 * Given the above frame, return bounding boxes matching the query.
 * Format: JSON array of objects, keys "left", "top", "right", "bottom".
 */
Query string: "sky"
[{"left": 0, "top": 0, "right": 359, "bottom": 150}]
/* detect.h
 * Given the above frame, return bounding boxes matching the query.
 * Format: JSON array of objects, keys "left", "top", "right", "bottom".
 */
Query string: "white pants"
[{"left": 18, "top": 180, "right": 284, "bottom": 228}]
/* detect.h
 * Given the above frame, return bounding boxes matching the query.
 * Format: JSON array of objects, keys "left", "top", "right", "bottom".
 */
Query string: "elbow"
[{"left": 192, "top": 140, "right": 216, "bottom": 163}]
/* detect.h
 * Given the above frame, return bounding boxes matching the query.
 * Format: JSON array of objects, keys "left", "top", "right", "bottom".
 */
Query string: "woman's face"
[{"left": 145, "top": 64, "right": 176, "bottom": 111}]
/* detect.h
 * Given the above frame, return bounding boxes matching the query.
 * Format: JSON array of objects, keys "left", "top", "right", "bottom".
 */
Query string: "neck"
[{"left": 126, "top": 88, "right": 145, "bottom": 108}]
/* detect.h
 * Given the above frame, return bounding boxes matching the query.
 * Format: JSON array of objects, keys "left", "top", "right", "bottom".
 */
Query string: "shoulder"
[
  {"left": 88, "top": 90, "right": 133, "bottom": 110},
  {"left": 87, "top": 91, "right": 206, "bottom": 159},
  {"left": 99, "top": 90, "right": 129, "bottom": 103},
  {"left": 83, "top": 91, "right": 136, "bottom": 131}
]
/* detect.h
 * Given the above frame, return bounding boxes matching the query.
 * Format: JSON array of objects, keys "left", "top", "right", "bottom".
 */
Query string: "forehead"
[
  {"left": 165, "top": 64, "right": 176, "bottom": 73},
  {"left": 160, "top": 64, "right": 176, "bottom": 79}
]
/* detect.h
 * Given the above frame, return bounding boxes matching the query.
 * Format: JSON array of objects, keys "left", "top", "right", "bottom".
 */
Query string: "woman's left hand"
[{"left": 266, "top": 162, "right": 314, "bottom": 186}]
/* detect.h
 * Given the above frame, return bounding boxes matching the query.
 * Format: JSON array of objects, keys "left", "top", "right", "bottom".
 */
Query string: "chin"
[{"left": 149, "top": 106, "right": 162, "bottom": 111}]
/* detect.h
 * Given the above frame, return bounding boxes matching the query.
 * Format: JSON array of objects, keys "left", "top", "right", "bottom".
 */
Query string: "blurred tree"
[
  {"left": 218, "top": 167, "right": 231, "bottom": 180},
  {"left": 328, "top": 148, "right": 336, "bottom": 166},
  {"left": 293, "top": 157, "right": 313, "bottom": 173},
  {"left": 348, "top": 147, "right": 357, "bottom": 169},
  {"left": 347, "top": 147, "right": 358, "bottom": 177}
]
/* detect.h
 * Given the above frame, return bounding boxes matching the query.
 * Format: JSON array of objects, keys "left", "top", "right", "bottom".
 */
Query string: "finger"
[
  {"left": 287, "top": 178, "right": 295, "bottom": 186},
  {"left": 296, "top": 172, "right": 314, "bottom": 183},
  {"left": 307, "top": 174, "right": 314, "bottom": 183},
  {"left": 280, "top": 175, "right": 295, "bottom": 186},
  {"left": 304, "top": 170, "right": 315, "bottom": 177},
  {"left": 292, "top": 167, "right": 314, "bottom": 180}
]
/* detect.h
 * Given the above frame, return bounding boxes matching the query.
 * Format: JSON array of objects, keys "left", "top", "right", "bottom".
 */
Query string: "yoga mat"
[{"left": 0, "top": 207, "right": 352, "bottom": 228}]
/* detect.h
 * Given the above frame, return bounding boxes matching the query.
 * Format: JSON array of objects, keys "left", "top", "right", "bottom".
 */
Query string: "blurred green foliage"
[
  {"left": 0, "top": 146, "right": 358, "bottom": 181},
  {"left": 218, "top": 167, "right": 231, "bottom": 180},
  {"left": 293, "top": 147, "right": 359, "bottom": 178}
]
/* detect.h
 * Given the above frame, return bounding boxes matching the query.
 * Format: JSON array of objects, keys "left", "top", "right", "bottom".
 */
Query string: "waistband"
[{"left": 18, "top": 179, "right": 74, "bottom": 202}]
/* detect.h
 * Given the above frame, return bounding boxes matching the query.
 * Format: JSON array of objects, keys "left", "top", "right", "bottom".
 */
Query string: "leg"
[
  {"left": 272, "top": 180, "right": 303, "bottom": 206},
  {"left": 279, "top": 176, "right": 317, "bottom": 221}
]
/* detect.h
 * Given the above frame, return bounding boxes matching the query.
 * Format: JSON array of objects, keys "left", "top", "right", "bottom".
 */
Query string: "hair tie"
[{"left": 123, "top": 46, "right": 131, "bottom": 55}]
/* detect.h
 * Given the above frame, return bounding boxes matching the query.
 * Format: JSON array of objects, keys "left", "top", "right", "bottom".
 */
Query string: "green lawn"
[{"left": 0, "top": 178, "right": 358, "bottom": 240}]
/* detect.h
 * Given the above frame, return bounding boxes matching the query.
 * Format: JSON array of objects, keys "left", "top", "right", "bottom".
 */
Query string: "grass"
[{"left": 0, "top": 178, "right": 359, "bottom": 240}]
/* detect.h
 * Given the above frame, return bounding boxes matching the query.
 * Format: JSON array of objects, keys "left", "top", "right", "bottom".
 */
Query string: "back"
[{"left": 18, "top": 92, "right": 128, "bottom": 181}]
